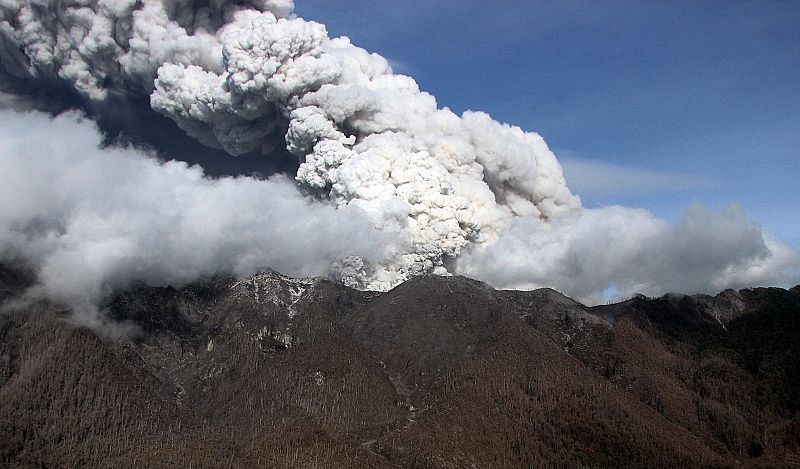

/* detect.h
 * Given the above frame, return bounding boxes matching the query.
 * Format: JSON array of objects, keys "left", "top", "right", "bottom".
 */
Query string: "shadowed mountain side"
[
  {"left": 0, "top": 264, "right": 33, "bottom": 303},
  {"left": 1, "top": 266, "right": 799, "bottom": 467}
]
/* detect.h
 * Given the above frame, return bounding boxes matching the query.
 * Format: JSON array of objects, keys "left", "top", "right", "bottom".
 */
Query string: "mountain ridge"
[{"left": 1, "top": 265, "right": 799, "bottom": 467}]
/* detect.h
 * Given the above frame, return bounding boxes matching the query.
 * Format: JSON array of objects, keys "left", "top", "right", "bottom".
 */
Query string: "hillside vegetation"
[{"left": 1, "top": 267, "right": 799, "bottom": 467}]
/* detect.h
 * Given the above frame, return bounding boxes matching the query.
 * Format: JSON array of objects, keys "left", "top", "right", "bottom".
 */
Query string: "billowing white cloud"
[
  {"left": 0, "top": 1, "right": 797, "bottom": 309},
  {"left": 456, "top": 204, "right": 799, "bottom": 304},
  {"left": 0, "top": 1, "right": 580, "bottom": 288},
  {"left": 0, "top": 109, "right": 397, "bottom": 309}
]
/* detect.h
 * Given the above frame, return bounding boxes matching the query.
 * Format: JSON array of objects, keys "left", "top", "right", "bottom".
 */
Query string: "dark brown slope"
[{"left": 1, "top": 267, "right": 799, "bottom": 468}]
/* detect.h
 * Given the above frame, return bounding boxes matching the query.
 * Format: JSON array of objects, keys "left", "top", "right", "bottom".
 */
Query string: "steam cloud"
[
  {"left": 0, "top": 0, "right": 797, "bottom": 308},
  {"left": 0, "top": 109, "right": 395, "bottom": 307}
]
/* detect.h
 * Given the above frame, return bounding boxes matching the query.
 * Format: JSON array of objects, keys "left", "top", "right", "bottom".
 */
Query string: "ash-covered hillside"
[{"left": 1, "top": 265, "right": 799, "bottom": 468}]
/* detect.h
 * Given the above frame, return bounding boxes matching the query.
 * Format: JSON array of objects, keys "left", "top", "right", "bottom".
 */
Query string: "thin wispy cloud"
[{"left": 561, "top": 158, "right": 717, "bottom": 198}]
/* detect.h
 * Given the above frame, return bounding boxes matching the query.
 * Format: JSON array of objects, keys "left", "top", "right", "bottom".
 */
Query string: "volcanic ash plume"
[
  {"left": 0, "top": 0, "right": 797, "bottom": 304},
  {"left": 0, "top": 108, "right": 396, "bottom": 308},
  {"left": 0, "top": 0, "right": 579, "bottom": 289}
]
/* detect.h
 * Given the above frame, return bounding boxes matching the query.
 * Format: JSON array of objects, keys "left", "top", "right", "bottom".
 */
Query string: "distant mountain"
[{"left": 1, "top": 266, "right": 799, "bottom": 468}]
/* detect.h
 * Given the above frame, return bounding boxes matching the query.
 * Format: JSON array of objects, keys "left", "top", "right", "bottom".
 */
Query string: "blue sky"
[{"left": 295, "top": 0, "right": 800, "bottom": 248}]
